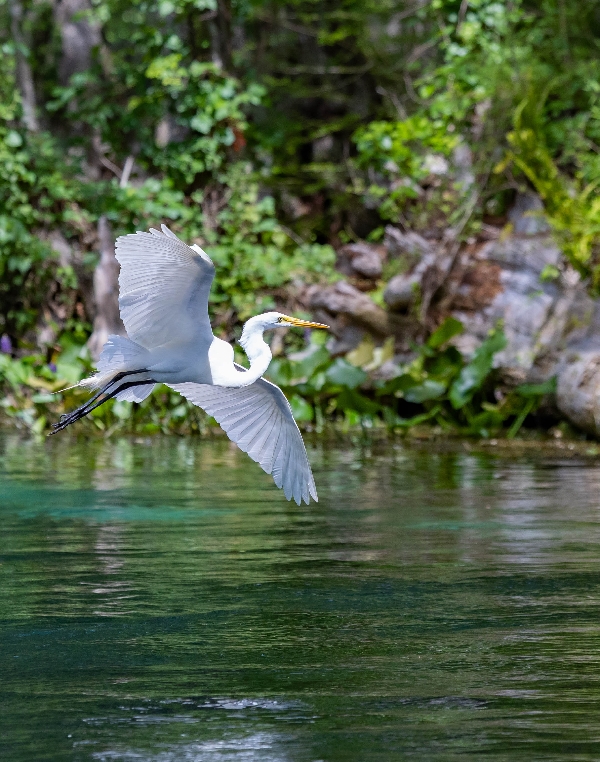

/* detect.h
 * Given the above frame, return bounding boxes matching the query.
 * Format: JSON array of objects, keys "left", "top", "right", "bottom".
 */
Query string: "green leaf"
[
  {"left": 426, "top": 346, "right": 463, "bottom": 379},
  {"left": 325, "top": 358, "right": 367, "bottom": 389},
  {"left": 289, "top": 394, "right": 314, "bottom": 422},
  {"left": 336, "top": 388, "right": 380, "bottom": 415},
  {"left": 467, "top": 409, "right": 506, "bottom": 436},
  {"left": 507, "top": 398, "right": 536, "bottom": 439},
  {"left": 266, "top": 358, "right": 293, "bottom": 387},
  {"left": 5, "top": 131, "right": 23, "bottom": 148},
  {"left": 540, "top": 264, "right": 560, "bottom": 282},
  {"left": 404, "top": 379, "right": 447, "bottom": 403},
  {"left": 376, "top": 373, "right": 419, "bottom": 397},
  {"left": 427, "top": 317, "right": 464, "bottom": 349},
  {"left": 516, "top": 376, "right": 557, "bottom": 397},
  {"left": 449, "top": 328, "right": 507, "bottom": 409},
  {"left": 288, "top": 345, "right": 330, "bottom": 382}
]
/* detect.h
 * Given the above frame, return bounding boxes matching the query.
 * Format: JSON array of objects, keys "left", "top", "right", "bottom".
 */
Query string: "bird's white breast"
[{"left": 207, "top": 337, "right": 238, "bottom": 385}]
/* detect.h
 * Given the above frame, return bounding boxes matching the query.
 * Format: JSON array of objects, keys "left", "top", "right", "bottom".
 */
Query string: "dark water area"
[{"left": 2, "top": 433, "right": 600, "bottom": 760}]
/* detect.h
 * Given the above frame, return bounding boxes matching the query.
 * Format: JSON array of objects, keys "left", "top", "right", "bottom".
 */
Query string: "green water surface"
[{"left": 2, "top": 434, "right": 600, "bottom": 760}]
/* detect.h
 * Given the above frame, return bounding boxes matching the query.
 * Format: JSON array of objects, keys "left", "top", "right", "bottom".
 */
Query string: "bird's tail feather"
[
  {"left": 98, "top": 335, "right": 155, "bottom": 401},
  {"left": 49, "top": 335, "right": 155, "bottom": 434},
  {"left": 61, "top": 334, "right": 150, "bottom": 393}
]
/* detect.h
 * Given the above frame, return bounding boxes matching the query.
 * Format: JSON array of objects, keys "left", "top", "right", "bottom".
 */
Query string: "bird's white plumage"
[
  {"left": 169, "top": 370, "right": 317, "bottom": 505},
  {"left": 115, "top": 226, "right": 215, "bottom": 350},
  {"left": 115, "top": 383, "right": 156, "bottom": 402},
  {"left": 60, "top": 224, "right": 324, "bottom": 503}
]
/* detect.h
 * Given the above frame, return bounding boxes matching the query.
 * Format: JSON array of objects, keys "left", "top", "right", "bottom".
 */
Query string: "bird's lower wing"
[{"left": 168, "top": 377, "right": 318, "bottom": 505}]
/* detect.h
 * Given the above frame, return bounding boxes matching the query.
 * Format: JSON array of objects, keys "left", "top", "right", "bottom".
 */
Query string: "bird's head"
[{"left": 240, "top": 312, "right": 329, "bottom": 348}]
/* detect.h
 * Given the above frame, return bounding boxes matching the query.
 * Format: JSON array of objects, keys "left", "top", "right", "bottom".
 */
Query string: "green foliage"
[
  {"left": 449, "top": 328, "right": 507, "bottom": 409},
  {"left": 499, "top": 89, "right": 600, "bottom": 289},
  {"left": 0, "top": 314, "right": 554, "bottom": 438},
  {"left": 353, "top": 116, "right": 459, "bottom": 220},
  {"left": 50, "top": 57, "right": 263, "bottom": 185},
  {"left": 0, "top": 87, "right": 86, "bottom": 335},
  {"left": 202, "top": 165, "right": 336, "bottom": 320},
  {"left": 354, "top": 117, "right": 458, "bottom": 177},
  {"left": 347, "top": 0, "right": 600, "bottom": 243},
  {"left": 427, "top": 316, "right": 464, "bottom": 350},
  {"left": 262, "top": 318, "right": 546, "bottom": 437}
]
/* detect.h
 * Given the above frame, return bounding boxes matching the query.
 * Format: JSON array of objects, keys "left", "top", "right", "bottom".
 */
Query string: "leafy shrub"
[
  {"left": 267, "top": 318, "right": 549, "bottom": 438},
  {"left": 498, "top": 88, "right": 600, "bottom": 289}
]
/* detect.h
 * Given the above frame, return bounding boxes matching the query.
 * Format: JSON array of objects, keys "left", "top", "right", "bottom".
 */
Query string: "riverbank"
[{"left": 3, "top": 214, "right": 599, "bottom": 440}]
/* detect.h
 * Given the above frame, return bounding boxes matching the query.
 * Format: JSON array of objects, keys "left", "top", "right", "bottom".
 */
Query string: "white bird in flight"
[{"left": 51, "top": 224, "right": 329, "bottom": 504}]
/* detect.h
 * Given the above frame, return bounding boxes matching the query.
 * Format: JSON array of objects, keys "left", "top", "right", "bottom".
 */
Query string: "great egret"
[{"left": 51, "top": 224, "right": 329, "bottom": 504}]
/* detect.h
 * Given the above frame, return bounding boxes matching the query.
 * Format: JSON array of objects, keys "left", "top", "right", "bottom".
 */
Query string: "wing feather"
[
  {"left": 274, "top": 428, "right": 287, "bottom": 486},
  {"left": 247, "top": 410, "right": 277, "bottom": 460},
  {"left": 115, "top": 226, "right": 215, "bottom": 350},
  {"left": 168, "top": 377, "right": 317, "bottom": 504}
]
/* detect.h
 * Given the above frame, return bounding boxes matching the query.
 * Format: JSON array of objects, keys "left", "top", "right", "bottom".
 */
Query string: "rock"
[
  {"left": 508, "top": 192, "right": 551, "bottom": 236},
  {"left": 484, "top": 233, "right": 561, "bottom": 274},
  {"left": 307, "top": 281, "right": 391, "bottom": 336},
  {"left": 384, "top": 226, "right": 434, "bottom": 260},
  {"left": 311, "top": 224, "right": 600, "bottom": 438},
  {"left": 384, "top": 273, "right": 419, "bottom": 311},
  {"left": 556, "top": 340, "right": 600, "bottom": 436},
  {"left": 449, "top": 235, "right": 594, "bottom": 378},
  {"left": 326, "top": 324, "right": 365, "bottom": 356},
  {"left": 379, "top": 227, "right": 600, "bottom": 436},
  {"left": 305, "top": 279, "right": 419, "bottom": 349},
  {"left": 383, "top": 230, "right": 439, "bottom": 312},
  {"left": 336, "top": 242, "right": 384, "bottom": 279},
  {"left": 452, "top": 142, "right": 474, "bottom": 189}
]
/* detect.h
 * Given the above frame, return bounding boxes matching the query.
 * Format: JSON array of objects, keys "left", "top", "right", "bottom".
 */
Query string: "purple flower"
[
  {"left": 49, "top": 362, "right": 57, "bottom": 373},
  {"left": 0, "top": 334, "right": 12, "bottom": 354}
]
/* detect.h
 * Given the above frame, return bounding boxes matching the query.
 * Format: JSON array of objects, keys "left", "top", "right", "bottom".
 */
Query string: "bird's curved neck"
[
  {"left": 216, "top": 320, "right": 272, "bottom": 388},
  {"left": 239, "top": 329, "right": 272, "bottom": 384}
]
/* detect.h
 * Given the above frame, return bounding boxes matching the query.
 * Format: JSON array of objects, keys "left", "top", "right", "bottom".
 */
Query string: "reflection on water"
[{"left": 2, "top": 434, "right": 600, "bottom": 760}]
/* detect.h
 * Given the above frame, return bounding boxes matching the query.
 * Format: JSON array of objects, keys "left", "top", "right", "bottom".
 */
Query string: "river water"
[{"left": 2, "top": 433, "right": 600, "bottom": 760}]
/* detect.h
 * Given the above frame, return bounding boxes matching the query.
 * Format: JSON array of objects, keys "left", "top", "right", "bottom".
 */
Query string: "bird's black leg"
[
  {"left": 51, "top": 370, "right": 139, "bottom": 431},
  {"left": 64, "top": 371, "right": 134, "bottom": 419},
  {"left": 49, "top": 369, "right": 151, "bottom": 435}
]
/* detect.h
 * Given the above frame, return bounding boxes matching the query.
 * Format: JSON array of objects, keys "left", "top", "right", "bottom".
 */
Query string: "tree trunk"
[
  {"left": 9, "top": 0, "right": 39, "bottom": 132},
  {"left": 53, "top": 0, "right": 100, "bottom": 85},
  {"left": 208, "top": 0, "right": 232, "bottom": 70},
  {"left": 87, "top": 216, "right": 125, "bottom": 361}
]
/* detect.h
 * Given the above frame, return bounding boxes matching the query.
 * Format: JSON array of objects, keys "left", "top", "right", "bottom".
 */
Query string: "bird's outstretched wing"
[
  {"left": 169, "top": 374, "right": 318, "bottom": 505},
  {"left": 115, "top": 224, "right": 215, "bottom": 350}
]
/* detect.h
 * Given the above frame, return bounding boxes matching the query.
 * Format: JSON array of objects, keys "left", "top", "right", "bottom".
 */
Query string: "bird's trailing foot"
[{"left": 49, "top": 368, "right": 152, "bottom": 435}]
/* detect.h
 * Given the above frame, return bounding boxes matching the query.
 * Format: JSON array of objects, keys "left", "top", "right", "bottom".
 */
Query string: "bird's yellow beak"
[{"left": 279, "top": 316, "right": 330, "bottom": 330}]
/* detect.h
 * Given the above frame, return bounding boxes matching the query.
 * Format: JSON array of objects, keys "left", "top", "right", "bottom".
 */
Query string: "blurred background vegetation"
[{"left": 0, "top": 0, "right": 598, "bottom": 436}]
